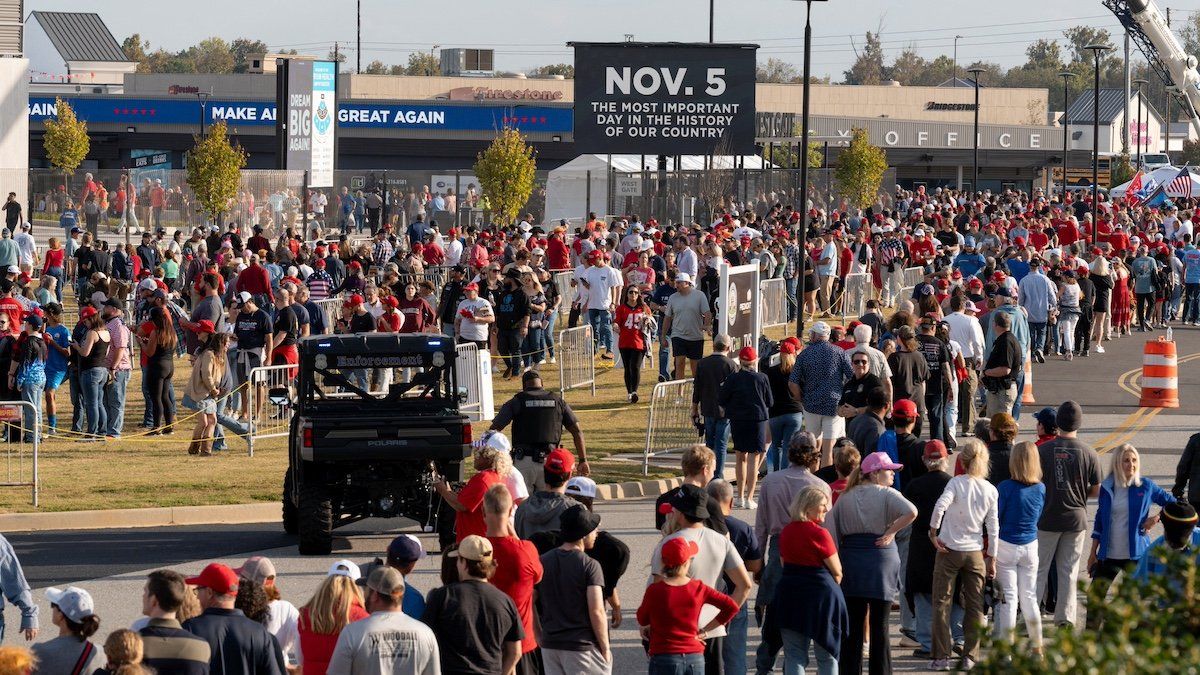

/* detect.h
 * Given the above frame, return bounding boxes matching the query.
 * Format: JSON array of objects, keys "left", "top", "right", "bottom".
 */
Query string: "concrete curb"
[{"left": 0, "top": 476, "right": 682, "bottom": 533}]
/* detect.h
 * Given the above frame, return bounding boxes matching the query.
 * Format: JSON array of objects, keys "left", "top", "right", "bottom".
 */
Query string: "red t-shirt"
[
  {"left": 909, "top": 238, "right": 936, "bottom": 265},
  {"left": 615, "top": 304, "right": 648, "bottom": 351},
  {"left": 396, "top": 297, "right": 433, "bottom": 333},
  {"left": 778, "top": 520, "right": 836, "bottom": 567},
  {"left": 297, "top": 603, "right": 370, "bottom": 675},
  {"left": 0, "top": 299, "right": 22, "bottom": 337},
  {"left": 1028, "top": 230, "right": 1049, "bottom": 251},
  {"left": 636, "top": 579, "right": 739, "bottom": 656},
  {"left": 488, "top": 535, "right": 544, "bottom": 653},
  {"left": 376, "top": 311, "right": 402, "bottom": 333},
  {"left": 830, "top": 479, "right": 848, "bottom": 504},
  {"left": 454, "top": 470, "right": 501, "bottom": 542},
  {"left": 548, "top": 238, "right": 570, "bottom": 270},
  {"left": 1057, "top": 223, "right": 1079, "bottom": 247}
]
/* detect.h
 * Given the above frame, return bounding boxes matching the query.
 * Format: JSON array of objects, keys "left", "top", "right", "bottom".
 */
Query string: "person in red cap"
[
  {"left": 182, "top": 563, "right": 287, "bottom": 674},
  {"left": 764, "top": 338, "right": 804, "bottom": 474},
  {"left": 638, "top": 536, "right": 740, "bottom": 674},
  {"left": 513, "top": 448, "right": 579, "bottom": 540},
  {"left": 717, "top": 346, "right": 772, "bottom": 509},
  {"left": 376, "top": 295, "right": 403, "bottom": 334},
  {"left": 900, "top": 438, "right": 957, "bottom": 659}
]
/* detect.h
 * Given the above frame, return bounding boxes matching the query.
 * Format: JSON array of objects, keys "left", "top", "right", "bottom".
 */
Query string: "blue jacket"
[{"left": 1092, "top": 475, "right": 1175, "bottom": 561}]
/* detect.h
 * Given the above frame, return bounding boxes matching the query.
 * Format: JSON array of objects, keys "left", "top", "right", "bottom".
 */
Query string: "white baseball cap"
[
  {"left": 675, "top": 272, "right": 693, "bottom": 285},
  {"left": 565, "top": 476, "right": 598, "bottom": 499},
  {"left": 328, "top": 559, "right": 362, "bottom": 580},
  {"left": 46, "top": 586, "right": 95, "bottom": 623}
]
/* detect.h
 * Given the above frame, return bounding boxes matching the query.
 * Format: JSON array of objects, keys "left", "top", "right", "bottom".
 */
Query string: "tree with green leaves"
[
  {"left": 529, "top": 63, "right": 574, "bottom": 78},
  {"left": 978, "top": 548, "right": 1200, "bottom": 673},
  {"left": 363, "top": 60, "right": 389, "bottom": 75},
  {"left": 1110, "top": 153, "right": 1136, "bottom": 188},
  {"left": 474, "top": 127, "right": 537, "bottom": 225},
  {"left": 43, "top": 98, "right": 89, "bottom": 187},
  {"left": 834, "top": 128, "right": 887, "bottom": 209},
  {"left": 405, "top": 52, "right": 440, "bottom": 76},
  {"left": 186, "top": 121, "right": 247, "bottom": 225},
  {"left": 844, "top": 32, "right": 885, "bottom": 85},
  {"left": 1180, "top": 139, "right": 1200, "bottom": 167},
  {"left": 757, "top": 58, "right": 800, "bottom": 83}
]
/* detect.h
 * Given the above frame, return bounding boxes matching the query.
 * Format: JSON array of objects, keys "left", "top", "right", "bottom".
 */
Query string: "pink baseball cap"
[{"left": 861, "top": 451, "right": 903, "bottom": 475}]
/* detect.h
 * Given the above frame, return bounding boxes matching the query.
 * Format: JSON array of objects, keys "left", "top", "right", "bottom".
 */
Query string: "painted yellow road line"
[
  {"left": 1097, "top": 351, "right": 1198, "bottom": 453},
  {"left": 1091, "top": 406, "right": 1149, "bottom": 452}
]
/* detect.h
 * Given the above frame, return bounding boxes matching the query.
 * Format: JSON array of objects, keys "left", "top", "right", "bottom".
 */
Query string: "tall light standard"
[
  {"left": 1059, "top": 71, "right": 1075, "bottom": 195},
  {"left": 1086, "top": 43, "right": 1111, "bottom": 242},
  {"left": 793, "top": 0, "right": 828, "bottom": 338},
  {"left": 196, "top": 91, "right": 211, "bottom": 136},
  {"left": 968, "top": 66, "right": 984, "bottom": 192},
  {"left": 953, "top": 35, "right": 964, "bottom": 85},
  {"left": 709, "top": 0, "right": 715, "bottom": 42},
  {"left": 356, "top": 0, "right": 362, "bottom": 74},
  {"left": 1133, "top": 77, "right": 1148, "bottom": 166},
  {"left": 429, "top": 44, "right": 440, "bottom": 76}
]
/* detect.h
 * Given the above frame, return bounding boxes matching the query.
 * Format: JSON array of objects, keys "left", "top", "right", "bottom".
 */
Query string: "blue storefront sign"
[{"left": 27, "top": 95, "right": 573, "bottom": 134}]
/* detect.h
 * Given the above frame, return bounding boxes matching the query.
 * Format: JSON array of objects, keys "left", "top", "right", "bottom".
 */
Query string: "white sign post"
[{"left": 716, "top": 262, "right": 761, "bottom": 352}]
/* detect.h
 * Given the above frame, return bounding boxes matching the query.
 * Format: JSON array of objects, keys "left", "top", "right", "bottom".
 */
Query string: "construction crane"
[{"left": 1105, "top": 0, "right": 1200, "bottom": 136}]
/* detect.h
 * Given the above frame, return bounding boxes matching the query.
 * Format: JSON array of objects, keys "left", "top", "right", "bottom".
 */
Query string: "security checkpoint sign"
[
  {"left": 570, "top": 42, "right": 757, "bottom": 155},
  {"left": 717, "top": 263, "right": 761, "bottom": 352}
]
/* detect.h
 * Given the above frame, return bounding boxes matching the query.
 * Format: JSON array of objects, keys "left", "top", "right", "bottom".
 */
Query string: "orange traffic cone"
[
  {"left": 1021, "top": 349, "right": 1035, "bottom": 405},
  {"left": 1139, "top": 337, "right": 1180, "bottom": 408}
]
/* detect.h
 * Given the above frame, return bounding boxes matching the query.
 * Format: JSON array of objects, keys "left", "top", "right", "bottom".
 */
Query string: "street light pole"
[
  {"left": 709, "top": 0, "right": 715, "bottom": 42},
  {"left": 357, "top": 0, "right": 361, "bottom": 74},
  {"left": 1134, "top": 77, "right": 1148, "bottom": 167},
  {"left": 1086, "top": 43, "right": 1111, "bottom": 243},
  {"left": 1060, "top": 71, "right": 1074, "bottom": 195},
  {"left": 953, "top": 35, "right": 963, "bottom": 85},
  {"left": 968, "top": 67, "right": 984, "bottom": 193},
  {"left": 794, "top": 0, "right": 827, "bottom": 338},
  {"left": 196, "top": 91, "right": 210, "bottom": 136},
  {"left": 430, "top": 44, "right": 440, "bottom": 76}
]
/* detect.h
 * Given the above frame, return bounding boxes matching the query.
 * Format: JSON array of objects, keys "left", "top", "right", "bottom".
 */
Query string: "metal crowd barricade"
[
  {"left": 557, "top": 325, "right": 596, "bottom": 396},
  {"left": 840, "top": 273, "right": 871, "bottom": 324},
  {"left": 552, "top": 270, "right": 576, "bottom": 317},
  {"left": 246, "top": 364, "right": 296, "bottom": 457},
  {"left": 311, "top": 298, "right": 342, "bottom": 334},
  {"left": 0, "top": 401, "right": 39, "bottom": 506},
  {"left": 454, "top": 342, "right": 495, "bottom": 421},
  {"left": 898, "top": 286, "right": 915, "bottom": 307},
  {"left": 760, "top": 278, "right": 787, "bottom": 329},
  {"left": 642, "top": 379, "right": 697, "bottom": 475},
  {"left": 902, "top": 266, "right": 925, "bottom": 289},
  {"left": 423, "top": 266, "right": 449, "bottom": 293}
]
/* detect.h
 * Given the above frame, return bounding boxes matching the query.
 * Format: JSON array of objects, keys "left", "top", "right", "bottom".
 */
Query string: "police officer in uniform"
[{"left": 489, "top": 370, "right": 589, "bottom": 491}]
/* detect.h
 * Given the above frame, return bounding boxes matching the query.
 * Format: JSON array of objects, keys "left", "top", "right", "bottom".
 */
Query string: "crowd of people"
[{"left": 0, "top": 180, "right": 1195, "bottom": 672}]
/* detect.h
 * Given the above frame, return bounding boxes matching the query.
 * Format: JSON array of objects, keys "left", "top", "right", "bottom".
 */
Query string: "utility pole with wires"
[
  {"left": 356, "top": 0, "right": 361, "bottom": 74},
  {"left": 333, "top": 41, "right": 339, "bottom": 64}
]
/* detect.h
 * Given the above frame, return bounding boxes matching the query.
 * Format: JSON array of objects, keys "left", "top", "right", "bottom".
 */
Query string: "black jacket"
[
  {"left": 693, "top": 353, "right": 739, "bottom": 418},
  {"left": 182, "top": 608, "right": 284, "bottom": 675},
  {"left": 718, "top": 369, "right": 772, "bottom": 421},
  {"left": 1173, "top": 432, "right": 1200, "bottom": 505}
]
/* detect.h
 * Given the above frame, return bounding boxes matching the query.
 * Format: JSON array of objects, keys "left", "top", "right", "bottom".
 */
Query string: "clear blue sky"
[{"left": 35, "top": 0, "right": 1139, "bottom": 79}]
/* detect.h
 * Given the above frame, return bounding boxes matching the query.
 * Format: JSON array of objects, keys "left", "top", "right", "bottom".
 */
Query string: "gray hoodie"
[{"left": 514, "top": 491, "right": 580, "bottom": 540}]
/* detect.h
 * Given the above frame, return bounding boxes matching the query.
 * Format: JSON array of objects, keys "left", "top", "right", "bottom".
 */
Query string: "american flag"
[{"left": 1168, "top": 167, "right": 1193, "bottom": 200}]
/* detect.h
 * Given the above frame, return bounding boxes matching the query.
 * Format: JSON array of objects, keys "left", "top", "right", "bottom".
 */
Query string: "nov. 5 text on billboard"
[{"left": 571, "top": 42, "right": 757, "bottom": 155}]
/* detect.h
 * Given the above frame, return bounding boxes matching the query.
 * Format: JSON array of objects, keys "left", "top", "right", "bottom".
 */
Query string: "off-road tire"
[
  {"left": 282, "top": 467, "right": 298, "bottom": 535},
  {"left": 297, "top": 482, "right": 333, "bottom": 555}
]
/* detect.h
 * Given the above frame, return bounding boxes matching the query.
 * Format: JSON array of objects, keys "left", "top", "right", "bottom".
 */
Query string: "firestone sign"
[{"left": 447, "top": 86, "right": 565, "bottom": 102}]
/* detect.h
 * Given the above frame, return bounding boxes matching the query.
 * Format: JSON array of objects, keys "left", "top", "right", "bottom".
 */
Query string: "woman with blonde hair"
[
  {"left": 297, "top": 564, "right": 368, "bottom": 675},
  {"left": 993, "top": 441, "right": 1045, "bottom": 653},
  {"left": 0, "top": 647, "right": 34, "bottom": 675},
  {"left": 94, "top": 629, "right": 150, "bottom": 675},
  {"left": 928, "top": 438, "right": 998, "bottom": 671},
  {"left": 1086, "top": 443, "right": 1175, "bottom": 627},
  {"left": 773, "top": 485, "right": 848, "bottom": 674},
  {"left": 1089, "top": 255, "right": 1113, "bottom": 351},
  {"left": 473, "top": 431, "right": 528, "bottom": 505},
  {"left": 1056, "top": 269, "right": 1083, "bottom": 360}
]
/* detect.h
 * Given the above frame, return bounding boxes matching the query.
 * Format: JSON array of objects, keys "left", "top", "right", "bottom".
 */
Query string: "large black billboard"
[{"left": 571, "top": 42, "right": 757, "bottom": 155}]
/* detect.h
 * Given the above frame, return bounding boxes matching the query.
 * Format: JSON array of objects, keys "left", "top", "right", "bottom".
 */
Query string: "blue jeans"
[
  {"left": 896, "top": 526, "right": 915, "bottom": 633},
  {"left": 45, "top": 267, "right": 64, "bottom": 303},
  {"left": 182, "top": 392, "right": 249, "bottom": 450},
  {"left": 780, "top": 628, "right": 838, "bottom": 675},
  {"left": 704, "top": 416, "right": 730, "bottom": 479},
  {"left": 925, "top": 393, "right": 946, "bottom": 442},
  {"left": 914, "top": 592, "right": 964, "bottom": 652},
  {"left": 1028, "top": 322, "right": 1047, "bottom": 355},
  {"left": 766, "top": 413, "right": 803, "bottom": 472},
  {"left": 649, "top": 653, "right": 705, "bottom": 675},
  {"left": 19, "top": 378, "right": 44, "bottom": 442},
  {"left": 588, "top": 308, "right": 613, "bottom": 353},
  {"left": 522, "top": 327, "right": 545, "bottom": 367},
  {"left": 657, "top": 317, "right": 671, "bottom": 380},
  {"left": 80, "top": 367, "right": 108, "bottom": 436},
  {"left": 1185, "top": 283, "right": 1200, "bottom": 323},
  {"left": 104, "top": 369, "right": 130, "bottom": 436},
  {"left": 545, "top": 311, "right": 558, "bottom": 358},
  {"left": 722, "top": 602, "right": 749, "bottom": 675},
  {"left": 68, "top": 369, "right": 83, "bottom": 433},
  {"left": 1012, "top": 371, "right": 1025, "bottom": 420}
]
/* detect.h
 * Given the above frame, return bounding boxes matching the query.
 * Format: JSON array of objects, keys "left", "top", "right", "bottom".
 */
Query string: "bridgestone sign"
[{"left": 570, "top": 42, "right": 757, "bottom": 155}]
